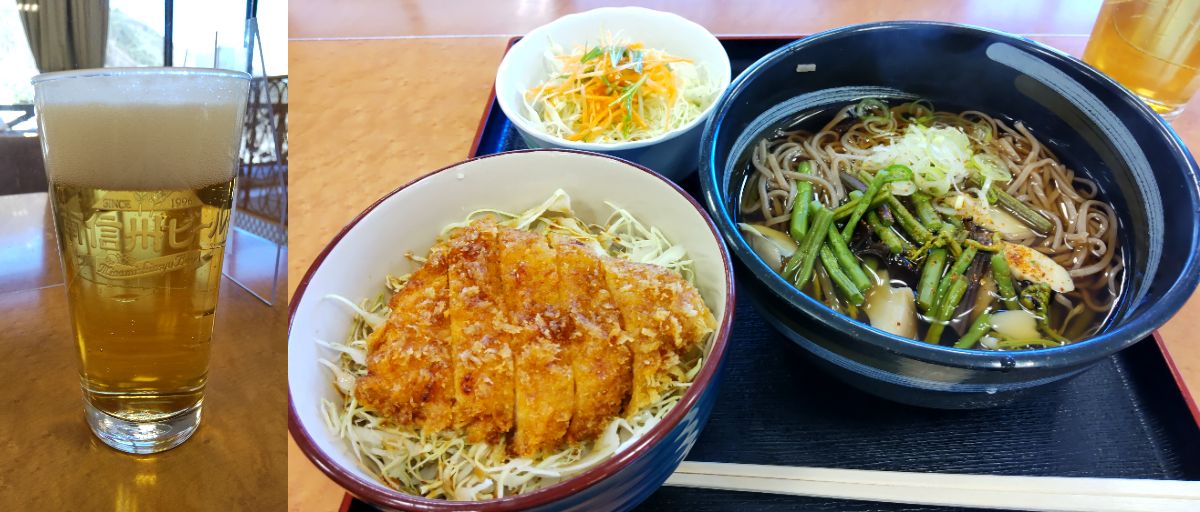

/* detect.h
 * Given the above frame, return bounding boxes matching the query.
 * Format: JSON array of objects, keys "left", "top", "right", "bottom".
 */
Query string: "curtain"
[{"left": 17, "top": 0, "right": 109, "bottom": 73}]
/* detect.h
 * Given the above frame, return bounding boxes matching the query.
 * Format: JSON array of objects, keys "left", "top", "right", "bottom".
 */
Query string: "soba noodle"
[{"left": 740, "top": 99, "right": 1123, "bottom": 347}]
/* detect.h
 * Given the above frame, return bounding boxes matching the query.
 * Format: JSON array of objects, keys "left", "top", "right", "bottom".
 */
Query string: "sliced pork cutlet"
[
  {"left": 354, "top": 250, "right": 455, "bottom": 432},
  {"left": 447, "top": 219, "right": 516, "bottom": 443},
  {"left": 551, "top": 235, "right": 632, "bottom": 441},
  {"left": 498, "top": 227, "right": 574, "bottom": 456},
  {"left": 603, "top": 258, "right": 717, "bottom": 415}
]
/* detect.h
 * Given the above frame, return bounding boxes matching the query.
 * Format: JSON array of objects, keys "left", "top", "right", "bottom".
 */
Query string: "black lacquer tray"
[{"left": 346, "top": 36, "right": 1200, "bottom": 512}]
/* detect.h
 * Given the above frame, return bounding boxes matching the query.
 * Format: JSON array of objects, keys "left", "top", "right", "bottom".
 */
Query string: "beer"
[
  {"left": 34, "top": 69, "right": 249, "bottom": 454},
  {"left": 1083, "top": 0, "right": 1200, "bottom": 119},
  {"left": 52, "top": 179, "right": 233, "bottom": 421}
]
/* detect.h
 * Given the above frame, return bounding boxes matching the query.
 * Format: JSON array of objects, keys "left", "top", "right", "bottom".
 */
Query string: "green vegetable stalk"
[
  {"left": 884, "top": 195, "right": 932, "bottom": 244},
  {"left": 967, "top": 175, "right": 1053, "bottom": 234},
  {"left": 842, "top": 165, "right": 913, "bottom": 240},
  {"left": 925, "top": 275, "right": 968, "bottom": 343},
  {"left": 783, "top": 206, "right": 834, "bottom": 289},
  {"left": 1020, "top": 283, "right": 1069, "bottom": 343},
  {"left": 911, "top": 192, "right": 942, "bottom": 231},
  {"left": 827, "top": 227, "right": 872, "bottom": 292},
  {"left": 994, "top": 338, "right": 1064, "bottom": 349},
  {"left": 990, "top": 252, "right": 1020, "bottom": 310},
  {"left": 934, "top": 247, "right": 978, "bottom": 305},
  {"left": 789, "top": 161, "right": 814, "bottom": 241},
  {"left": 833, "top": 190, "right": 891, "bottom": 221},
  {"left": 917, "top": 248, "right": 948, "bottom": 311},
  {"left": 964, "top": 238, "right": 1003, "bottom": 253},
  {"left": 819, "top": 245, "right": 865, "bottom": 306},
  {"left": 866, "top": 211, "right": 906, "bottom": 254},
  {"left": 955, "top": 312, "right": 992, "bottom": 349}
]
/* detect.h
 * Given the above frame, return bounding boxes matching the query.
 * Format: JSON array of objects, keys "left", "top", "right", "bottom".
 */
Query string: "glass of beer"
[
  {"left": 1083, "top": 0, "right": 1200, "bottom": 120},
  {"left": 33, "top": 68, "right": 250, "bottom": 454}
]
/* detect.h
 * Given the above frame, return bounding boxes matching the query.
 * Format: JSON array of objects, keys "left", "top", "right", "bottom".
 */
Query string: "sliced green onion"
[
  {"left": 580, "top": 46, "right": 603, "bottom": 63},
  {"left": 854, "top": 98, "right": 889, "bottom": 118},
  {"left": 971, "top": 153, "right": 1012, "bottom": 182},
  {"left": 609, "top": 45, "right": 626, "bottom": 67},
  {"left": 609, "top": 74, "right": 648, "bottom": 107}
]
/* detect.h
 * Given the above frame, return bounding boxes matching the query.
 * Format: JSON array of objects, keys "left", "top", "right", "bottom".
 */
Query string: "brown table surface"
[
  {"left": 0, "top": 192, "right": 288, "bottom": 510},
  {"left": 287, "top": 1, "right": 1200, "bottom": 510}
]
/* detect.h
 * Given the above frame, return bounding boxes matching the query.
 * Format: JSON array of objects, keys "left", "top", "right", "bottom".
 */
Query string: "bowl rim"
[
  {"left": 494, "top": 6, "right": 732, "bottom": 151},
  {"left": 288, "top": 148, "right": 737, "bottom": 510},
  {"left": 699, "top": 20, "right": 1200, "bottom": 371}
]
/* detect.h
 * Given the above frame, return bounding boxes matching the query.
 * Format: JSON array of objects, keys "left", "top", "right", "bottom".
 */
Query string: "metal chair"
[{"left": 234, "top": 75, "right": 288, "bottom": 245}]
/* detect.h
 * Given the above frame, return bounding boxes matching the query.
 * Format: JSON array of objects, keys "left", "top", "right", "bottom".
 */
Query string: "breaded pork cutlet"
[
  {"left": 551, "top": 235, "right": 632, "bottom": 441},
  {"left": 499, "top": 228, "right": 574, "bottom": 456},
  {"left": 603, "top": 258, "right": 716, "bottom": 415},
  {"left": 354, "top": 249, "right": 454, "bottom": 432},
  {"left": 446, "top": 219, "right": 516, "bottom": 443}
]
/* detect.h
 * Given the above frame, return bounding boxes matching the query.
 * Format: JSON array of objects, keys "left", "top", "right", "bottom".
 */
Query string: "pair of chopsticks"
[{"left": 666, "top": 461, "right": 1200, "bottom": 512}]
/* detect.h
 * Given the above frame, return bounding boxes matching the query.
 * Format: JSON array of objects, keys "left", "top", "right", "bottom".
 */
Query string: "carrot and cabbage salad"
[{"left": 522, "top": 33, "right": 717, "bottom": 143}]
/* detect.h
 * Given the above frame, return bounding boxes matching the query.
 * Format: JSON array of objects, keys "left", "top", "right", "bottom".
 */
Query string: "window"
[
  {"left": 258, "top": 0, "right": 287, "bottom": 76},
  {"left": 0, "top": 2, "right": 39, "bottom": 131},
  {"left": 105, "top": 0, "right": 166, "bottom": 67},
  {"left": 1, "top": 0, "right": 279, "bottom": 132},
  {"left": 173, "top": 0, "right": 248, "bottom": 68}
]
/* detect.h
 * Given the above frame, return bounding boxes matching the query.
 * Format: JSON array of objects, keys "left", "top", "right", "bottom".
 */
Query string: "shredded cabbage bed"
[{"left": 317, "top": 190, "right": 708, "bottom": 500}]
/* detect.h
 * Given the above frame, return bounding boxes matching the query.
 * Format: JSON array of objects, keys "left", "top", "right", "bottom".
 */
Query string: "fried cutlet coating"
[
  {"left": 603, "top": 258, "right": 716, "bottom": 415},
  {"left": 500, "top": 229, "right": 574, "bottom": 456},
  {"left": 354, "top": 251, "right": 454, "bottom": 432},
  {"left": 551, "top": 235, "right": 633, "bottom": 442},
  {"left": 446, "top": 220, "right": 516, "bottom": 443}
]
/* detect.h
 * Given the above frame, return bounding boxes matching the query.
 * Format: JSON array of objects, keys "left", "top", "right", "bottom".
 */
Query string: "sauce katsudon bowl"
[{"left": 289, "top": 150, "right": 735, "bottom": 511}]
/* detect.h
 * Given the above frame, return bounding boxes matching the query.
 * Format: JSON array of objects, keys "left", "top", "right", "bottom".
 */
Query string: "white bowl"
[
  {"left": 494, "top": 7, "right": 731, "bottom": 181},
  {"left": 288, "top": 150, "right": 735, "bottom": 509}
]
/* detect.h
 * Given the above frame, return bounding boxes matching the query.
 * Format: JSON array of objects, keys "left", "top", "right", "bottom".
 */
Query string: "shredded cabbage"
[{"left": 317, "top": 190, "right": 709, "bottom": 500}]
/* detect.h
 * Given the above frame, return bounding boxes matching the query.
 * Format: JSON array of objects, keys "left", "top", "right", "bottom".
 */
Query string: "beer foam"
[{"left": 35, "top": 70, "right": 249, "bottom": 190}]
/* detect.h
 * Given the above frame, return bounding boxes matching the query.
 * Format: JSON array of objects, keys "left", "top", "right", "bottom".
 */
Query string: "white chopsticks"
[{"left": 665, "top": 461, "right": 1200, "bottom": 512}]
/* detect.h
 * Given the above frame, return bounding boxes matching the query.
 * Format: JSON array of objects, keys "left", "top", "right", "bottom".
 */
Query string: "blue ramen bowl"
[{"left": 699, "top": 21, "right": 1200, "bottom": 408}]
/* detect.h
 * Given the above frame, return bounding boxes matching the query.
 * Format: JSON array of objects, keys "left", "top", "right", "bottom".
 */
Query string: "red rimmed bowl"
[{"left": 288, "top": 150, "right": 735, "bottom": 511}]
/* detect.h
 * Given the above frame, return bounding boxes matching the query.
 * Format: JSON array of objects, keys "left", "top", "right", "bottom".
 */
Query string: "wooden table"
[
  {"left": 0, "top": 192, "right": 288, "bottom": 510},
  {"left": 288, "top": 1, "right": 1200, "bottom": 509}
]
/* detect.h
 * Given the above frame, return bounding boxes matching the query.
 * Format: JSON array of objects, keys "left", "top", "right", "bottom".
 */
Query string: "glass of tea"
[
  {"left": 1083, "top": 0, "right": 1200, "bottom": 120},
  {"left": 33, "top": 68, "right": 250, "bottom": 454}
]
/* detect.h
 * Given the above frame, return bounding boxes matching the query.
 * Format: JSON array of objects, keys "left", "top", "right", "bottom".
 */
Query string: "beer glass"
[
  {"left": 1083, "top": 0, "right": 1200, "bottom": 120},
  {"left": 33, "top": 68, "right": 250, "bottom": 454}
]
